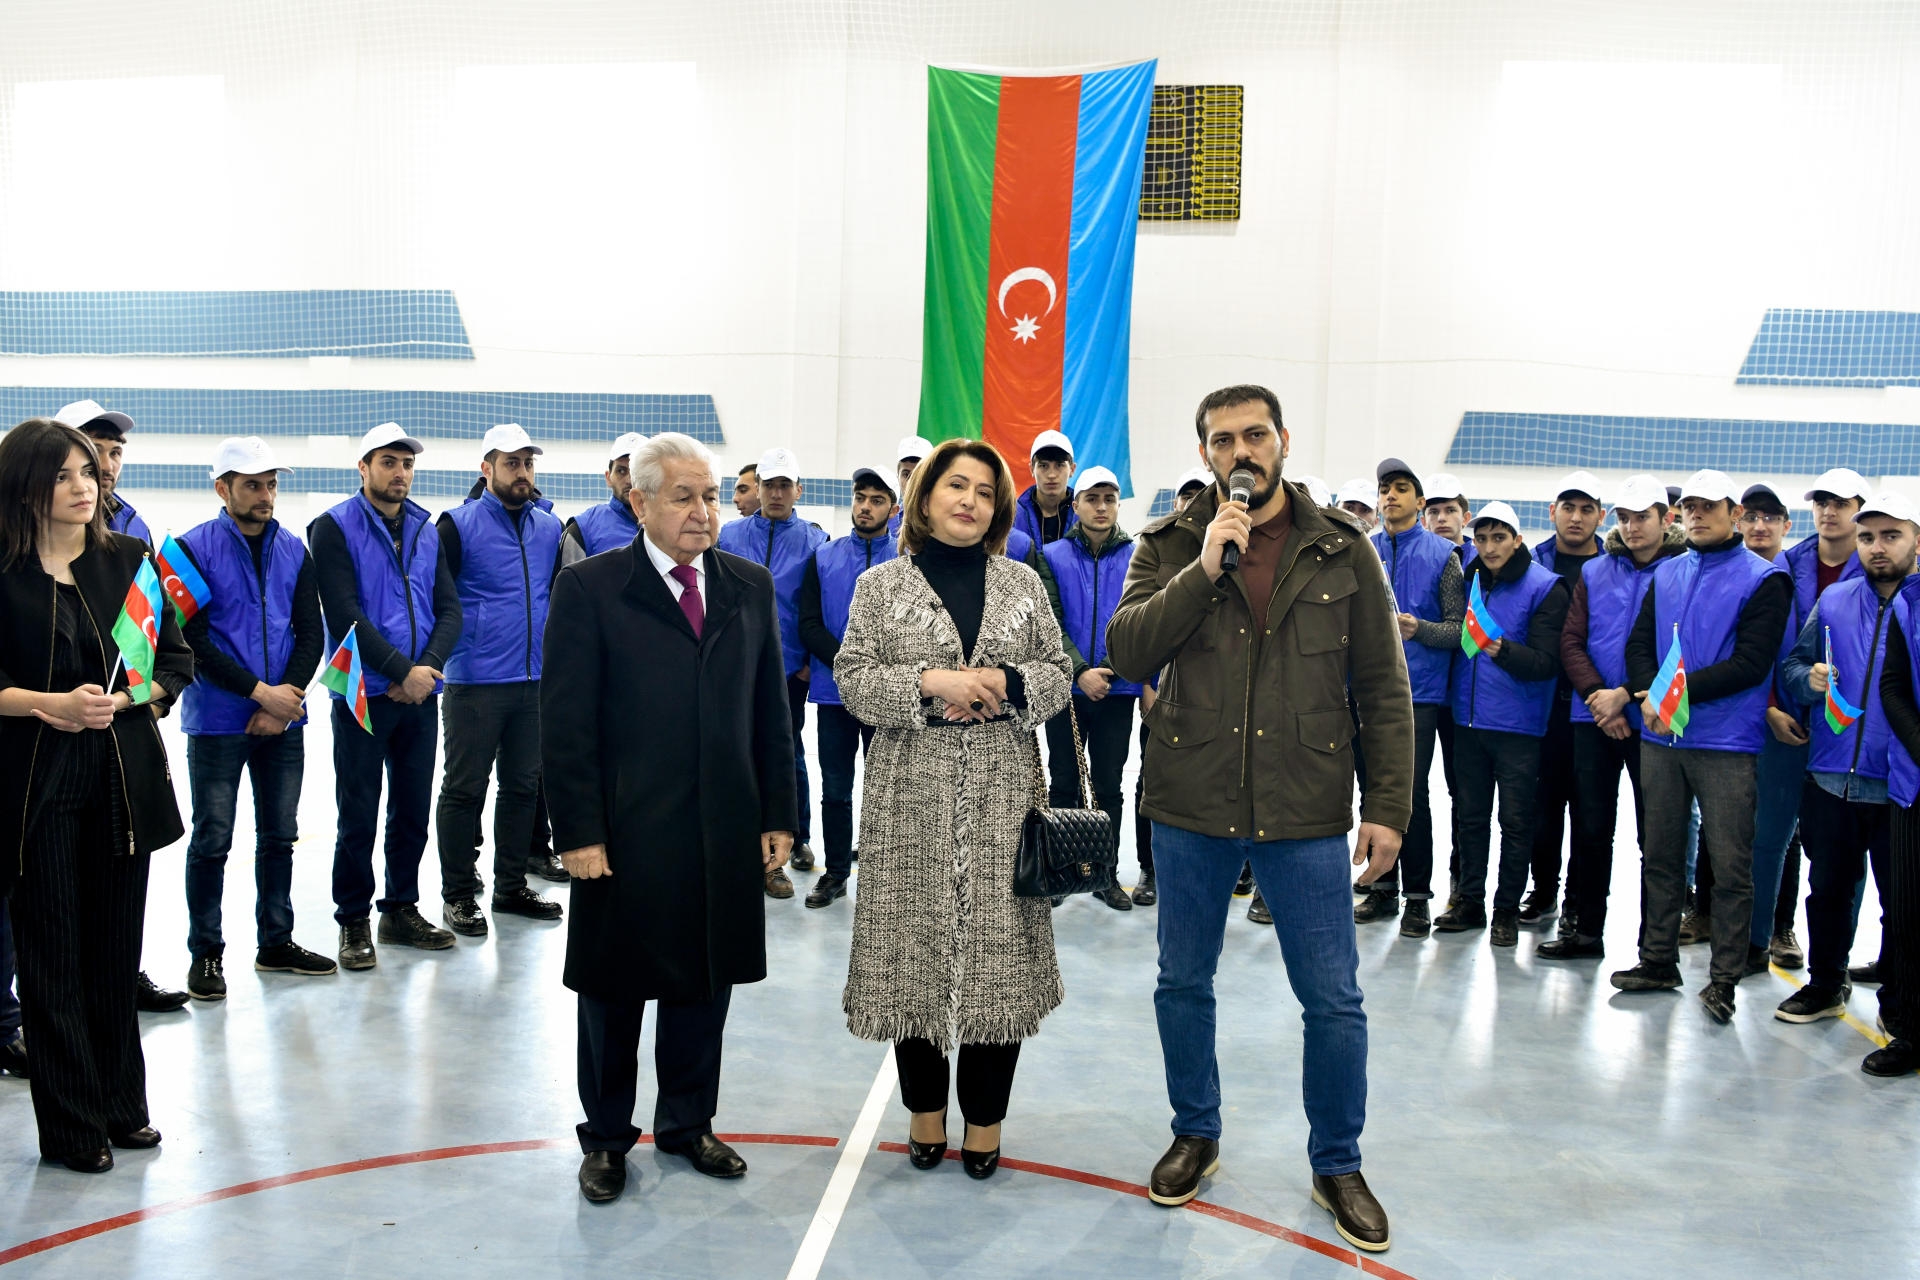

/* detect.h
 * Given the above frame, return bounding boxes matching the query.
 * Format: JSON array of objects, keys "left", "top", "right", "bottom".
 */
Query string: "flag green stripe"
[{"left": 917, "top": 67, "right": 1000, "bottom": 445}]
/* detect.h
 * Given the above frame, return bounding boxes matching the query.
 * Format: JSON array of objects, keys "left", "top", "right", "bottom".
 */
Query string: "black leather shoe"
[
  {"left": 187, "top": 954, "right": 226, "bottom": 1001},
  {"left": 1148, "top": 1136, "right": 1220, "bottom": 1206},
  {"left": 790, "top": 843, "right": 816, "bottom": 872},
  {"left": 0, "top": 1034, "right": 27, "bottom": 1079},
  {"left": 1432, "top": 901, "right": 1486, "bottom": 933},
  {"left": 442, "top": 898, "right": 488, "bottom": 937},
  {"left": 338, "top": 917, "right": 376, "bottom": 971},
  {"left": 1353, "top": 890, "right": 1399, "bottom": 924},
  {"left": 255, "top": 942, "right": 337, "bottom": 976},
  {"left": 961, "top": 1145, "right": 1000, "bottom": 1179},
  {"left": 1311, "top": 1170, "right": 1390, "bottom": 1252},
  {"left": 1699, "top": 980, "right": 1737, "bottom": 1024},
  {"left": 1537, "top": 932, "right": 1604, "bottom": 960},
  {"left": 805, "top": 873, "right": 849, "bottom": 909},
  {"left": 1398, "top": 900, "right": 1431, "bottom": 939},
  {"left": 658, "top": 1132, "right": 747, "bottom": 1178},
  {"left": 1610, "top": 961, "right": 1683, "bottom": 992},
  {"left": 578, "top": 1150, "right": 627, "bottom": 1203},
  {"left": 1489, "top": 908, "right": 1519, "bottom": 948},
  {"left": 1863, "top": 1038, "right": 1920, "bottom": 1077},
  {"left": 378, "top": 904, "right": 456, "bottom": 950},
  {"left": 1097, "top": 883, "right": 1133, "bottom": 912},
  {"left": 492, "top": 886, "right": 563, "bottom": 921},
  {"left": 135, "top": 971, "right": 190, "bottom": 1012},
  {"left": 57, "top": 1148, "right": 113, "bottom": 1174},
  {"left": 1850, "top": 961, "right": 1883, "bottom": 985},
  {"left": 908, "top": 1109, "right": 948, "bottom": 1170},
  {"left": 526, "top": 853, "right": 569, "bottom": 883},
  {"left": 1246, "top": 893, "right": 1272, "bottom": 926},
  {"left": 1131, "top": 869, "right": 1157, "bottom": 907},
  {"left": 111, "top": 1126, "right": 161, "bottom": 1150},
  {"left": 1234, "top": 864, "right": 1256, "bottom": 897}
]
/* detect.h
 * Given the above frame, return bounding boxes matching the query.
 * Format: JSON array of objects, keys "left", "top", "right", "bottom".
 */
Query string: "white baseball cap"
[
  {"left": 1805, "top": 467, "right": 1871, "bottom": 503},
  {"left": 53, "top": 398, "right": 135, "bottom": 438},
  {"left": 1296, "top": 474, "right": 1332, "bottom": 507},
  {"left": 1337, "top": 477, "right": 1376, "bottom": 508},
  {"left": 1029, "top": 429, "right": 1074, "bottom": 462},
  {"left": 896, "top": 434, "right": 935, "bottom": 464},
  {"left": 1423, "top": 472, "right": 1466, "bottom": 505},
  {"left": 608, "top": 432, "right": 646, "bottom": 464},
  {"left": 210, "top": 436, "right": 291, "bottom": 479},
  {"left": 1076, "top": 465, "right": 1120, "bottom": 492},
  {"left": 1610, "top": 473, "right": 1668, "bottom": 516},
  {"left": 1174, "top": 465, "right": 1214, "bottom": 494},
  {"left": 1471, "top": 500, "right": 1524, "bottom": 535},
  {"left": 1856, "top": 490, "right": 1919, "bottom": 524},
  {"left": 1680, "top": 469, "right": 1740, "bottom": 505},
  {"left": 482, "top": 423, "right": 542, "bottom": 456},
  {"left": 757, "top": 447, "right": 800, "bottom": 483},
  {"left": 1555, "top": 470, "right": 1606, "bottom": 506},
  {"left": 359, "top": 422, "right": 424, "bottom": 456}
]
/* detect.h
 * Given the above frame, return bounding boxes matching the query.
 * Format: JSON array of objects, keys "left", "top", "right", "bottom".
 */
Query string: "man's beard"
[
  {"left": 1216, "top": 456, "right": 1282, "bottom": 509},
  {"left": 1867, "top": 561, "right": 1911, "bottom": 584},
  {"left": 492, "top": 478, "right": 533, "bottom": 507}
]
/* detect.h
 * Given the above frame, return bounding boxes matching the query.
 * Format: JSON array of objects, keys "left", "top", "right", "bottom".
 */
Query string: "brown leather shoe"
[
  {"left": 765, "top": 867, "right": 795, "bottom": 900},
  {"left": 1311, "top": 1170, "right": 1390, "bottom": 1252}
]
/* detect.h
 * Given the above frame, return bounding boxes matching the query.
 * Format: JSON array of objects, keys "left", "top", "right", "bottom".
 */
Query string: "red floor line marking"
[
  {"left": 0, "top": 1134, "right": 840, "bottom": 1268},
  {"left": 873, "top": 1142, "right": 1419, "bottom": 1280}
]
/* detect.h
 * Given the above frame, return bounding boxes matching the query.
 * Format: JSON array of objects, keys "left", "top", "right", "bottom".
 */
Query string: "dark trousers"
[
  {"left": 1639, "top": 743, "right": 1756, "bottom": 985},
  {"left": 11, "top": 783, "right": 150, "bottom": 1158},
  {"left": 1134, "top": 721, "right": 1156, "bottom": 876},
  {"left": 576, "top": 986, "right": 732, "bottom": 1154},
  {"left": 1568, "top": 723, "right": 1644, "bottom": 937},
  {"left": 435, "top": 681, "right": 542, "bottom": 901},
  {"left": 816, "top": 702, "right": 874, "bottom": 877},
  {"left": 895, "top": 1037, "right": 1022, "bottom": 1127},
  {"left": 1881, "top": 802, "right": 1919, "bottom": 1040},
  {"left": 1438, "top": 708, "right": 1462, "bottom": 892},
  {"left": 1047, "top": 695, "right": 1137, "bottom": 845},
  {"left": 332, "top": 694, "right": 438, "bottom": 924},
  {"left": 1777, "top": 832, "right": 1803, "bottom": 933},
  {"left": 1375, "top": 704, "right": 1440, "bottom": 899},
  {"left": 530, "top": 779, "right": 552, "bottom": 859},
  {"left": 787, "top": 674, "right": 813, "bottom": 843},
  {"left": 1798, "top": 780, "right": 1891, "bottom": 989},
  {"left": 1529, "top": 703, "right": 1580, "bottom": 900},
  {"left": 0, "top": 907, "right": 19, "bottom": 1043},
  {"left": 185, "top": 728, "right": 304, "bottom": 957},
  {"left": 1452, "top": 727, "right": 1542, "bottom": 912}
]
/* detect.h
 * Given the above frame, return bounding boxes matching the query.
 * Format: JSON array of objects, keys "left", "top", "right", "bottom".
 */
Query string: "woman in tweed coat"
[{"left": 835, "top": 439, "right": 1073, "bottom": 1179}]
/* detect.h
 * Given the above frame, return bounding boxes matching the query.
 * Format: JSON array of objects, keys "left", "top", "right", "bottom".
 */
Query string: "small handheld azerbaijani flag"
[
  {"left": 319, "top": 623, "right": 373, "bottom": 734},
  {"left": 1648, "top": 622, "right": 1691, "bottom": 736},
  {"left": 153, "top": 533, "right": 212, "bottom": 625},
  {"left": 110, "top": 556, "right": 166, "bottom": 705},
  {"left": 1824, "top": 625, "right": 1864, "bottom": 735},
  {"left": 1461, "top": 574, "right": 1506, "bottom": 658}
]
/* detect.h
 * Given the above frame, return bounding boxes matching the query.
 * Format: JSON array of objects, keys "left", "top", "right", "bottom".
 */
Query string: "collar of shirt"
[{"left": 642, "top": 532, "right": 705, "bottom": 600}]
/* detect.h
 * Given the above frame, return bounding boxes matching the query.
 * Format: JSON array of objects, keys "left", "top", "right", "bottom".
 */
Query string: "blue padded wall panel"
[
  {"left": 0, "top": 290, "right": 474, "bottom": 358},
  {"left": 1738, "top": 309, "right": 1920, "bottom": 387},
  {"left": 1446, "top": 411, "right": 1920, "bottom": 475}
]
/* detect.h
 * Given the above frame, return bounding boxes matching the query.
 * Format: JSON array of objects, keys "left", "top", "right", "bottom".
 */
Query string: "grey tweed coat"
[{"left": 834, "top": 552, "right": 1075, "bottom": 1051}]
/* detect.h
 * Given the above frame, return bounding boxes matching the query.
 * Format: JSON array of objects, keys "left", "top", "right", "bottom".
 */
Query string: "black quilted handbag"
[{"left": 1013, "top": 701, "right": 1118, "bottom": 898}]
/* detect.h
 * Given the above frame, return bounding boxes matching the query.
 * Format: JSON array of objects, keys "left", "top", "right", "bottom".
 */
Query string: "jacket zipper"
[
  {"left": 253, "top": 522, "right": 275, "bottom": 678},
  {"left": 1847, "top": 593, "right": 1892, "bottom": 775},
  {"left": 1088, "top": 542, "right": 1101, "bottom": 669},
  {"left": 15, "top": 579, "right": 56, "bottom": 875},
  {"left": 514, "top": 505, "right": 533, "bottom": 679},
  {"left": 765, "top": 518, "right": 776, "bottom": 567},
  {"left": 76, "top": 579, "right": 137, "bottom": 855}
]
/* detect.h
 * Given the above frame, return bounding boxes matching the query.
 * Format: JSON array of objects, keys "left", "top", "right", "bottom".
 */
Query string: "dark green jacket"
[{"left": 1107, "top": 480, "right": 1413, "bottom": 841}]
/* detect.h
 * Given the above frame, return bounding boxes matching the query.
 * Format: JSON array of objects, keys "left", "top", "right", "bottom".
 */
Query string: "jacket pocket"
[
  {"left": 1297, "top": 706, "right": 1355, "bottom": 755},
  {"left": 1150, "top": 699, "right": 1219, "bottom": 749},
  {"left": 1295, "top": 567, "right": 1357, "bottom": 655}
]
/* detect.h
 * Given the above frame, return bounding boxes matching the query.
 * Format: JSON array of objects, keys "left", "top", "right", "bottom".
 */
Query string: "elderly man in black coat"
[{"left": 541, "top": 431, "right": 797, "bottom": 1205}]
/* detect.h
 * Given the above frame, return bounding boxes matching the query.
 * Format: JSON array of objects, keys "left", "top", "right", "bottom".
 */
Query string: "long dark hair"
[{"left": 0, "top": 419, "right": 108, "bottom": 570}]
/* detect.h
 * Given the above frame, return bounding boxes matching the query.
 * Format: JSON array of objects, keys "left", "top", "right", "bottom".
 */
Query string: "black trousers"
[
  {"left": 1798, "top": 780, "right": 1891, "bottom": 989},
  {"left": 576, "top": 987, "right": 732, "bottom": 1154},
  {"left": 1776, "top": 831, "right": 1803, "bottom": 933},
  {"left": 1452, "top": 727, "right": 1542, "bottom": 912},
  {"left": 435, "top": 681, "right": 542, "bottom": 901},
  {"left": 331, "top": 694, "right": 438, "bottom": 924},
  {"left": 1438, "top": 708, "right": 1462, "bottom": 891},
  {"left": 1046, "top": 695, "right": 1136, "bottom": 847},
  {"left": 0, "top": 906, "right": 20, "bottom": 1043},
  {"left": 816, "top": 703, "right": 875, "bottom": 878},
  {"left": 1639, "top": 744, "right": 1755, "bottom": 986},
  {"left": 11, "top": 763, "right": 150, "bottom": 1159},
  {"left": 895, "top": 1037, "right": 1022, "bottom": 1126},
  {"left": 1881, "top": 802, "right": 1919, "bottom": 1040},
  {"left": 787, "top": 674, "right": 813, "bottom": 843},
  {"left": 1134, "top": 721, "right": 1156, "bottom": 876},
  {"left": 1374, "top": 704, "right": 1440, "bottom": 899},
  {"left": 1568, "top": 723, "right": 1645, "bottom": 937},
  {"left": 1529, "top": 701, "right": 1581, "bottom": 900}
]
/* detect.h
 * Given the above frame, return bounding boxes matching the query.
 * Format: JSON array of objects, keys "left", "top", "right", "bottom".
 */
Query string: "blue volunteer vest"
[
  {"left": 1805, "top": 575, "right": 1898, "bottom": 781},
  {"left": 1641, "top": 542, "right": 1788, "bottom": 752},
  {"left": 108, "top": 495, "right": 152, "bottom": 547},
  {"left": 313, "top": 493, "right": 442, "bottom": 699},
  {"left": 1373, "top": 523, "right": 1454, "bottom": 706},
  {"left": 808, "top": 529, "right": 898, "bottom": 706},
  {"left": 1450, "top": 559, "right": 1560, "bottom": 736},
  {"left": 1777, "top": 537, "right": 1864, "bottom": 712},
  {"left": 1569, "top": 549, "right": 1664, "bottom": 731},
  {"left": 1013, "top": 486, "right": 1077, "bottom": 547},
  {"left": 178, "top": 510, "right": 309, "bottom": 735},
  {"left": 572, "top": 493, "right": 639, "bottom": 557},
  {"left": 1887, "top": 581, "right": 1920, "bottom": 807},
  {"left": 717, "top": 510, "right": 829, "bottom": 675},
  {"left": 1043, "top": 530, "right": 1143, "bottom": 700},
  {"left": 443, "top": 489, "right": 563, "bottom": 685}
]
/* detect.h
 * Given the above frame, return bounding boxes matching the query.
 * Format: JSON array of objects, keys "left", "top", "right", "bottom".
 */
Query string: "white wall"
[{"left": 3, "top": 0, "right": 1918, "bottom": 525}]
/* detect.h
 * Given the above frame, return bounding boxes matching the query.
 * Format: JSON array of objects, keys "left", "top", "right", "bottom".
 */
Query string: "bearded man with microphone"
[{"left": 1107, "top": 384, "right": 1413, "bottom": 1255}]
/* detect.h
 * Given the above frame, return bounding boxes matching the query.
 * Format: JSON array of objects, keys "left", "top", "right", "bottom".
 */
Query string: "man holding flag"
[
  {"left": 1617, "top": 470, "right": 1793, "bottom": 1022},
  {"left": 174, "top": 438, "right": 333, "bottom": 1001},
  {"left": 1772, "top": 492, "right": 1917, "bottom": 1024}
]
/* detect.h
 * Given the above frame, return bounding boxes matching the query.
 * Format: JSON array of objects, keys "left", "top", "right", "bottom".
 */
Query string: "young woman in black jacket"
[{"left": 0, "top": 418, "right": 192, "bottom": 1172}]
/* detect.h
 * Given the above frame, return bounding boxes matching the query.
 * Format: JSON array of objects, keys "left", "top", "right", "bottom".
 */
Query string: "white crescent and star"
[{"left": 997, "top": 266, "right": 1057, "bottom": 345}]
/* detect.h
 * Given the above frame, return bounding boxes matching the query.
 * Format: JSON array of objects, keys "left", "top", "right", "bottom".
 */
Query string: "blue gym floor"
[{"left": 1, "top": 596, "right": 1912, "bottom": 1279}]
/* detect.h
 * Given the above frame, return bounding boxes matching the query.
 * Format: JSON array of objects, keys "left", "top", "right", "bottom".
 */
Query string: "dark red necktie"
[{"left": 669, "top": 564, "right": 704, "bottom": 638}]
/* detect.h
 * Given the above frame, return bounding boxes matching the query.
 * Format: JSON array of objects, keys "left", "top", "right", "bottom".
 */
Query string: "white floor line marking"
[{"left": 785, "top": 1047, "right": 898, "bottom": 1280}]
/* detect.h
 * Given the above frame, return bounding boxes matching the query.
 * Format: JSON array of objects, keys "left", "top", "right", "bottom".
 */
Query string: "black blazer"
[
  {"left": 541, "top": 542, "right": 797, "bottom": 1003},
  {"left": 0, "top": 533, "right": 192, "bottom": 895}
]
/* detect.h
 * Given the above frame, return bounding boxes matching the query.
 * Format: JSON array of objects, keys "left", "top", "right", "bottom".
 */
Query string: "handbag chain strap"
[{"left": 1029, "top": 695, "right": 1095, "bottom": 811}]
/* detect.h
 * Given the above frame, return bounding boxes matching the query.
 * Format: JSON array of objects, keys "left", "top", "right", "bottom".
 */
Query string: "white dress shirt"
[{"left": 642, "top": 532, "right": 705, "bottom": 606}]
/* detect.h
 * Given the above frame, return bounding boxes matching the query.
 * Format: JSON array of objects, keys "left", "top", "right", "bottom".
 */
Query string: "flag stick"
[
  {"left": 107, "top": 650, "right": 125, "bottom": 697},
  {"left": 302, "top": 621, "right": 357, "bottom": 695}
]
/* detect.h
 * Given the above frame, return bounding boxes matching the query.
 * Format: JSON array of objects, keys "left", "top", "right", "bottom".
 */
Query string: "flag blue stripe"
[{"left": 159, "top": 534, "right": 211, "bottom": 605}]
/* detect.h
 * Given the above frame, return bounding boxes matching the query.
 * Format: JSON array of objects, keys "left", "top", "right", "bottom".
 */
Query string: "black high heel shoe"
[
  {"left": 961, "top": 1124, "right": 1000, "bottom": 1180},
  {"left": 907, "top": 1108, "right": 948, "bottom": 1170}
]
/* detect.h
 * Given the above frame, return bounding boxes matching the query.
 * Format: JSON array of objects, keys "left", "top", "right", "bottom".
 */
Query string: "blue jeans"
[
  {"left": 332, "top": 695, "right": 438, "bottom": 923},
  {"left": 1151, "top": 823, "right": 1367, "bottom": 1175},
  {"left": 0, "top": 907, "right": 19, "bottom": 1042},
  {"left": 186, "top": 729, "right": 304, "bottom": 956},
  {"left": 1748, "top": 736, "right": 1807, "bottom": 949}
]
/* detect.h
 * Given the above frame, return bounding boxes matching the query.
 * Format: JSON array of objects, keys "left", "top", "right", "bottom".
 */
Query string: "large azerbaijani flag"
[{"left": 916, "top": 60, "right": 1158, "bottom": 495}]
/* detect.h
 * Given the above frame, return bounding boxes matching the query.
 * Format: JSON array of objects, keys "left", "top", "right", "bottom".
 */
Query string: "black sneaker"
[
  {"left": 1432, "top": 901, "right": 1486, "bottom": 933},
  {"left": 790, "top": 843, "right": 816, "bottom": 873},
  {"left": 1399, "top": 899, "right": 1431, "bottom": 939},
  {"left": 378, "top": 904, "right": 456, "bottom": 950},
  {"left": 135, "top": 971, "right": 190, "bottom": 1012},
  {"left": 1353, "top": 890, "right": 1400, "bottom": 924},
  {"left": 1849, "top": 961, "right": 1883, "bottom": 986},
  {"left": 1699, "top": 980, "right": 1736, "bottom": 1024},
  {"left": 187, "top": 955, "right": 226, "bottom": 1001},
  {"left": 525, "top": 853, "right": 569, "bottom": 883},
  {"left": 1610, "top": 961, "right": 1683, "bottom": 991},
  {"left": 338, "top": 917, "right": 376, "bottom": 971},
  {"left": 1775, "top": 983, "right": 1850, "bottom": 1023},
  {"left": 1490, "top": 908, "right": 1519, "bottom": 947},
  {"left": 1518, "top": 891, "right": 1557, "bottom": 926},
  {"left": 255, "top": 942, "right": 337, "bottom": 976},
  {"left": 1234, "top": 865, "right": 1256, "bottom": 897},
  {"left": 805, "top": 873, "right": 848, "bottom": 908},
  {"left": 1862, "top": 1038, "right": 1919, "bottom": 1077},
  {"left": 1770, "top": 928, "right": 1805, "bottom": 970},
  {"left": 1743, "top": 944, "right": 1772, "bottom": 977},
  {"left": 492, "top": 886, "right": 563, "bottom": 921},
  {"left": 442, "top": 898, "right": 489, "bottom": 937},
  {"left": 1246, "top": 892, "right": 1272, "bottom": 926},
  {"left": 1096, "top": 883, "right": 1133, "bottom": 912},
  {"left": 1131, "top": 869, "right": 1158, "bottom": 907},
  {"left": 1537, "top": 932, "right": 1604, "bottom": 960}
]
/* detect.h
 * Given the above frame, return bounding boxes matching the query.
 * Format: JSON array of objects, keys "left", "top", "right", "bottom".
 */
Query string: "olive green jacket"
[{"left": 1106, "top": 480, "right": 1414, "bottom": 841}]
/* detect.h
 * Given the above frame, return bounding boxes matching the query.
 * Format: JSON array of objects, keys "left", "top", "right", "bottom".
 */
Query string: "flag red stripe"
[
  {"left": 980, "top": 74, "right": 1080, "bottom": 492},
  {"left": 1656, "top": 667, "right": 1687, "bottom": 721},
  {"left": 1464, "top": 611, "right": 1494, "bottom": 650},
  {"left": 331, "top": 648, "right": 353, "bottom": 674}
]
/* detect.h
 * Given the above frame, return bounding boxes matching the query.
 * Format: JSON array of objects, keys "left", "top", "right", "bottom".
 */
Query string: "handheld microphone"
[{"left": 1221, "top": 468, "right": 1257, "bottom": 572}]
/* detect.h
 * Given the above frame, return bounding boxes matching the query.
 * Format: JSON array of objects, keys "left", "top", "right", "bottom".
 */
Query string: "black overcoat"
[{"left": 541, "top": 542, "right": 797, "bottom": 1003}]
